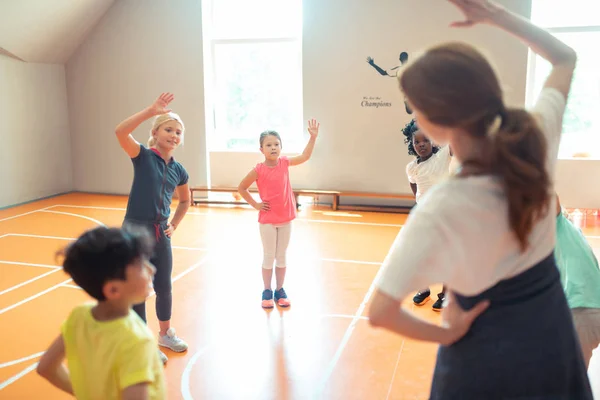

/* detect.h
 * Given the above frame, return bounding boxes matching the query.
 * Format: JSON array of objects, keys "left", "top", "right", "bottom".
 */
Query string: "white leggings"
[{"left": 259, "top": 222, "right": 292, "bottom": 269}]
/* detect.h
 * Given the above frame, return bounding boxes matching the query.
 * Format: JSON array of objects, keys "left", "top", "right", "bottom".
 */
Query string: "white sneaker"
[
  {"left": 158, "top": 327, "right": 188, "bottom": 352},
  {"left": 158, "top": 349, "right": 168, "bottom": 365}
]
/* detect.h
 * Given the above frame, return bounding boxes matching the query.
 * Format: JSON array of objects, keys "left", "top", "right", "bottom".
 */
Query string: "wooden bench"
[
  {"left": 336, "top": 191, "right": 415, "bottom": 213},
  {"left": 190, "top": 186, "right": 341, "bottom": 210},
  {"left": 189, "top": 187, "right": 415, "bottom": 213}
]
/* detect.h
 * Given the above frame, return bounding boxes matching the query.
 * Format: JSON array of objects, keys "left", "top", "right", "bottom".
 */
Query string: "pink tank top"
[{"left": 254, "top": 156, "right": 297, "bottom": 225}]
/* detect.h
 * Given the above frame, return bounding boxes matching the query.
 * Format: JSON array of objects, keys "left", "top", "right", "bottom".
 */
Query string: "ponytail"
[
  {"left": 491, "top": 108, "right": 550, "bottom": 251},
  {"left": 147, "top": 136, "right": 157, "bottom": 147}
]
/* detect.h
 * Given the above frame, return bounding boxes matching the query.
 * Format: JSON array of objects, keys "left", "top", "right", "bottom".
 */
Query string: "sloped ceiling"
[{"left": 0, "top": 0, "right": 115, "bottom": 64}]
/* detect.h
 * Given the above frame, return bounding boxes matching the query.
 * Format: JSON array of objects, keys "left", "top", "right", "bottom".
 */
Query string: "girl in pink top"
[{"left": 239, "top": 119, "right": 320, "bottom": 308}]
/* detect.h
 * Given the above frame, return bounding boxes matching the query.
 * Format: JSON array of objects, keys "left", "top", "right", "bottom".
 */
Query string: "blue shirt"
[{"left": 124, "top": 145, "right": 189, "bottom": 223}]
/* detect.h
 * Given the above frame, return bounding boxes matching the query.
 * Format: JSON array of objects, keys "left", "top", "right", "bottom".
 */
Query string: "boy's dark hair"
[
  {"left": 259, "top": 130, "right": 282, "bottom": 148},
  {"left": 401, "top": 119, "right": 439, "bottom": 158},
  {"left": 57, "top": 226, "right": 154, "bottom": 301}
]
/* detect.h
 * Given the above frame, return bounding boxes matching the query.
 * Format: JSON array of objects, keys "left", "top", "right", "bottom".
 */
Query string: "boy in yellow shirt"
[{"left": 37, "top": 226, "right": 166, "bottom": 399}]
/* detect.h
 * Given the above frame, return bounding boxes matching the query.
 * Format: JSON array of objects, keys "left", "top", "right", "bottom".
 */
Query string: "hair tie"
[{"left": 487, "top": 114, "right": 503, "bottom": 137}]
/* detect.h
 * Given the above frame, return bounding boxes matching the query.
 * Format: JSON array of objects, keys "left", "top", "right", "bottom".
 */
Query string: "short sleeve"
[
  {"left": 117, "top": 338, "right": 157, "bottom": 390},
  {"left": 435, "top": 145, "right": 451, "bottom": 166},
  {"left": 530, "top": 87, "right": 567, "bottom": 167},
  {"left": 131, "top": 144, "right": 147, "bottom": 163},
  {"left": 406, "top": 162, "right": 416, "bottom": 184},
  {"left": 178, "top": 165, "right": 189, "bottom": 186},
  {"left": 376, "top": 208, "right": 456, "bottom": 301},
  {"left": 280, "top": 156, "right": 290, "bottom": 168}
]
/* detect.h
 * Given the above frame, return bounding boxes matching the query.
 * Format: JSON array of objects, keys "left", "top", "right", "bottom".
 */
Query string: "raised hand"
[
  {"left": 148, "top": 93, "right": 175, "bottom": 115},
  {"left": 447, "top": 0, "right": 501, "bottom": 28},
  {"left": 307, "top": 119, "right": 320, "bottom": 137}
]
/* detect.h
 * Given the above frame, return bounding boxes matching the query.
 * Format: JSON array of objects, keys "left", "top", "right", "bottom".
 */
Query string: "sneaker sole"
[
  {"left": 413, "top": 296, "right": 430, "bottom": 306},
  {"left": 432, "top": 307, "right": 442, "bottom": 312},
  {"left": 158, "top": 343, "right": 188, "bottom": 353}
]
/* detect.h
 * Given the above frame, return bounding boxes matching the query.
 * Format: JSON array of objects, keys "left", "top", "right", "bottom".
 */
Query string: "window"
[
  {"left": 202, "top": 0, "right": 304, "bottom": 152},
  {"left": 526, "top": 0, "right": 600, "bottom": 159}
]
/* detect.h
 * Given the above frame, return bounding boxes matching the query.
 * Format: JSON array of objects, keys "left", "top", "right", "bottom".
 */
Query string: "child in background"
[
  {"left": 403, "top": 119, "right": 451, "bottom": 310},
  {"left": 238, "top": 119, "right": 320, "bottom": 308},
  {"left": 37, "top": 226, "right": 166, "bottom": 400},
  {"left": 555, "top": 195, "right": 600, "bottom": 368},
  {"left": 115, "top": 92, "right": 191, "bottom": 364}
]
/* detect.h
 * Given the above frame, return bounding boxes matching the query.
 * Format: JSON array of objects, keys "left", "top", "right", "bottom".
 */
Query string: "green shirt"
[{"left": 554, "top": 213, "right": 600, "bottom": 309}]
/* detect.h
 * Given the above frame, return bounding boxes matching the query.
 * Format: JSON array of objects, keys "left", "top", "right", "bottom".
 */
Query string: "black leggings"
[{"left": 123, "top": 219, "right": 173, "bottom": 322}]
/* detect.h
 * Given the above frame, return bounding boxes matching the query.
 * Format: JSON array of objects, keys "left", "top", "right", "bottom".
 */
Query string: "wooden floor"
[{"left": 0, "top": 193, "right": 599, "bottom": 399}]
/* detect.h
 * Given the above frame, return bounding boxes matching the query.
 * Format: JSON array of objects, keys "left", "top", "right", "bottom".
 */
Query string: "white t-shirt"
[
  {"left": 406, "top": 145, "right": 452, "bottom": 203},
  {"left": 378, "top": 87, "right": 565, "bottom": 300}
]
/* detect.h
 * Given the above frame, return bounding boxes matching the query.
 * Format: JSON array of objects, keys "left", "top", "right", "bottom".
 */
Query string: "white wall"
[
  {"left": 209, "top": 0, "right": 600, "bottom": 209},
  {"left": 0, "top": 55, "right": 72, "bottom": 208},
  {"left": 67, "top": 0, "right": 208, "bottom": 195},
  {"left": 210, "top": 1, "right": 530, "bottom": 196}
]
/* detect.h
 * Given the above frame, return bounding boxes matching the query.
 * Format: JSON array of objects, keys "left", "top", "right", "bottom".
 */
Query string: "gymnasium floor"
[{"left": 0, "top": 193, "right": 599, "bottom": 399}]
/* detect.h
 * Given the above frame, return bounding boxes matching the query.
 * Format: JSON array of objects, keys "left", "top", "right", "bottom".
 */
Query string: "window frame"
[
  {"left": 202, "top": 0, "right": 304, "bottom": 153},
  {"left": 525, "top": 4, "right": 600, "bottom": 160}
]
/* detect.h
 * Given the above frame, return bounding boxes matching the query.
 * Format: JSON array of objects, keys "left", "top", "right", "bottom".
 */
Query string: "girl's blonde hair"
[{"left": 148, "top": 112, "right": 185, "bottom": 147}]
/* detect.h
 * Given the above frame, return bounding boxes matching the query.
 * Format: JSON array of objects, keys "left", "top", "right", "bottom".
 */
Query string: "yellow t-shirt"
[{"left": 61, "top": 303, "right": 166, "bottom": 400}]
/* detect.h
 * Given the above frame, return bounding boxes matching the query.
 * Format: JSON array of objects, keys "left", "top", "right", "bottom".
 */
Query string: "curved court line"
[
  {"left": 180, "top": 345, "right": 212, "bottom": 400},
  {"left": 0, "top": 352, "right": 44, "bottom": 369},
  {"left": 39, "top": 210, "right": 106, "bottom": 227},
  {"left": 314, "top": 262, "right": 386, "bottom": 398},
  {"left": 0, "top": 362, "right": 38, "bottom": 391},
  {"left": 0, "top": 269, "right": 61, "bottom": 296}
]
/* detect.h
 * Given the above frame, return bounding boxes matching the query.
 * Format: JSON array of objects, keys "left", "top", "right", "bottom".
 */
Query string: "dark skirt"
[{"left": 429, "top": 254, "right": 593, "bottom": 400}]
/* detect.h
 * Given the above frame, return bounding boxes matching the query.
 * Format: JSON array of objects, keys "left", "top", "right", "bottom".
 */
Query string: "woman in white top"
[{"left": 368, "top": 0, "right": 592, "bottom": 398}]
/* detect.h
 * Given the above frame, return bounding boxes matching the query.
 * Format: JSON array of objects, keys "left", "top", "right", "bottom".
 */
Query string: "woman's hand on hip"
[{"left": 440, "top": 291, "right": 490, "bottom": 346}]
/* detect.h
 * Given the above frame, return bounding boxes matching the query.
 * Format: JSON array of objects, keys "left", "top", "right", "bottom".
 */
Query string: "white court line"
[
  {"left": 47, "top": 204, "right": 209, "bottom": 216},
  {"left": 61, "top": 284, "right": 81, "bottom": 290},
  {"left": 0, "top": 269, "right": 62, "bottom": 296},
  {"left": 45, "top": 204, "right": 403, "bottom": 228},
  {"left": 320, "top": 314, "right": 369, "bottom": 321},
  {"left": 0, "top": 278, "right": 72, "bottom": 315},
  {"left": 39, "top": 210, "right": 106, "bottom": 227},
  {"left": 0, "top": 260, "right": 60, "bottom": 270},
  {"left": 385, "top": 338, "right": 406, "bottom": 400},
  {"left": 181, "top": 345, "right": 212, "bottom": 400},
  {"left": 0, "top": 352, "right": 44, "bottom": 369},
  {"left": 314, "top": 261, "right": 387, "bottom": 398},
  {"left": 0, "top": 206, "right": 51, "bottom": 224},
  {"left": 0, "top": 363, "right": 38, "bottom": 390},
  {"left": 4, "top": 233, "right": 206, "bottom": 251},
  {"left": 321, "top": 258, "right": 381, "bottom": 266}
]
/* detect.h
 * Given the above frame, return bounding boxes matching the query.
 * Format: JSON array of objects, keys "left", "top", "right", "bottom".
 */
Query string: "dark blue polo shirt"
[{"left": 124, "top": 145, "right": 189, "bottom": 224}]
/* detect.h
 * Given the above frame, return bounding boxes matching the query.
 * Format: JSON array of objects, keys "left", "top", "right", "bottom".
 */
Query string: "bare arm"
[
  {"left": 37, "top": 335, "right": 73, "bottom": 395},
  {"left": 410, "top": 183, "right": 417, "bottom": 196},
  {"left": 122, "top": 383, "right": 149, "bottom": 400},
  {"left": 115, "top": 93, "right": 175, "bottom": 158},
  {"left": 369, "top": 289, "right": 489, "bottom": 346},
  {"left": 449, "top": 0, "right": 576, "bottom": 98},
  {"left": 238, "top": 169, "right": 268, "bottom": 211},
  {"left": 290, "top": 119, "right": 320, "bottom": 166},
  {"left": 165, "top": 183, "right": 191, "bottom": 237}
]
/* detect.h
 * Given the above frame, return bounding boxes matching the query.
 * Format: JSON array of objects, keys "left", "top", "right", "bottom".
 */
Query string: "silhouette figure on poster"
[{"left": 366, "top": 51, "right": 412, "bottom": 114}]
